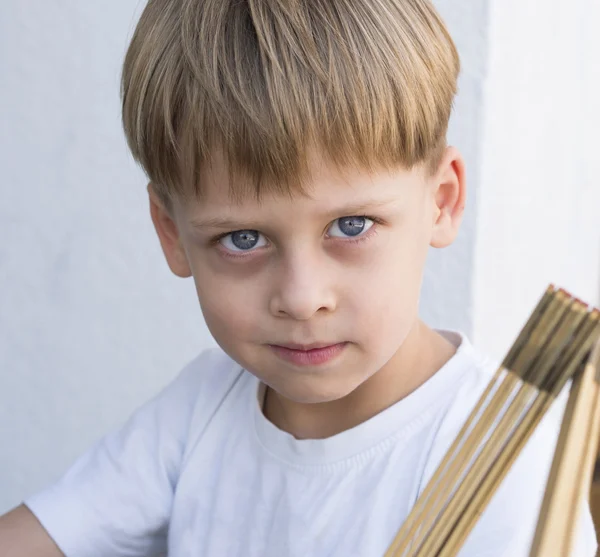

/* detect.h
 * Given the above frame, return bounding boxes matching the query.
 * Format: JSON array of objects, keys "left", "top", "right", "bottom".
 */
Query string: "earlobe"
[
  {"left": 430, "top": 147, "right": 467, "bottom": 249},
  {"left": 147, "top": 184, "right": 192, "bottom": 278}
]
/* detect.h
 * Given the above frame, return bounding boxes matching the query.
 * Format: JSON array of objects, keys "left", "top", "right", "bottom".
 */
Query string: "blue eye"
[
  {"left": 328, "top": 216, "right": 374, "bottom": 238},
  {"left": 219, "top": 230, "right": 267, "bottom": 252}
]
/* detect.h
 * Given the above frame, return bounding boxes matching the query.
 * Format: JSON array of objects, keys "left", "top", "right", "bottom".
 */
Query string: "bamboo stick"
[
  {"left": 384, "top": 288, "right": 600, "bottom": 557},
  {"left": 385, "top": 288, "right": 563, "bottom": 557},
  {"left": 407, "top": 298, "right": 585, "bottom": 556},
  {"left": 422, "top": 317, "right": 600, "bottom": 557},
  {"left": 529, "top": 339, "right": 600, "bottom": 557}
]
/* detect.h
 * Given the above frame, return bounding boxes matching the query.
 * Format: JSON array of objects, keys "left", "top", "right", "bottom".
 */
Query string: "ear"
[
  {"left": 429, "top": 146, "right": 467, "bottom": 249},
  {"left": 148, "top": 184, "right": 192, "bottom": 278}
]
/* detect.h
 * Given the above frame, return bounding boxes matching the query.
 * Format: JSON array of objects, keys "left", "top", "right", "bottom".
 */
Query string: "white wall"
[
  {"left": 0, "top": 1, "right": 216, "bottom": 513},
  {"left": 0, "top": 0, "right": 597, "bottom": 515},
  {"left": 420, "top": 0, "right": 489, "bottom": 335},
  {"left": 472, "top": 0, "right": 600, "bottom": 358}
]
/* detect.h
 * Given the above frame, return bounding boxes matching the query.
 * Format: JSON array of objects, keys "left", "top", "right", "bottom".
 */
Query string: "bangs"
[{"left": 121, "top": 0, "right": 459, "bottom": 206}]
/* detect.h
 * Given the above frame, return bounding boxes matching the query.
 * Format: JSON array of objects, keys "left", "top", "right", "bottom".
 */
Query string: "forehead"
[{"left": 176, "top": 147, "right": 426, "bottom": 221}]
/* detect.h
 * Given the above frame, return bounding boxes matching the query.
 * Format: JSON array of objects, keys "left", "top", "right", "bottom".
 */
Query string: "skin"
[
  {"left": 0, "top": 145, "right": 465, "bottom": 553},
  {"left": 152, "top": 145, "right": 466, "bottom": 439},
  {"left": 0, "top": 505, "right": 64, "bottom": 557}
]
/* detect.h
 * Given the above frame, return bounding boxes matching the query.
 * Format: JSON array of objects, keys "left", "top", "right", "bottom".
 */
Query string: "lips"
[
  {"left": 268, "top": 342, "right": 348, "bottom": 366},
  {"left": 275, "top": 342, "right": 340, "bottom": 351}
]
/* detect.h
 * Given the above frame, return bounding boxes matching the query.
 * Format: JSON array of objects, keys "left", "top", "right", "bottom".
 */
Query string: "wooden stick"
[
  {"left": 426, "top": 318, "right": 600, "bottom": 557},
  {"left": 402, "top": 373, "right": 523, "bottom": 554},
  {"left": 416, "top": 380, "right": 538, "bottom": 557},
  {"left": 408, "top": 300, "right": 585, "bottom": 556},
  {"left": 529, "top": 339, "right": 600, "bottom": 557},
  {"left": 384, "top": 287, "right": 556, "bottom": 557},
  {"left": 562, "top": 376, "right": 600, "bottom": 556},
  {"left": 384, "top": 289, "right": 600, "bottom": 557},
  {"left": 385, "top": 289, "right": 564, "bottom": 556},
  {"left": 382, "top": 368, "right": 505, "bottom": 557}
]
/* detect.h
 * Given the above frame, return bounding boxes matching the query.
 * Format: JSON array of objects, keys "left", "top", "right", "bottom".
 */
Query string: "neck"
[{"left": 263, "top": 321, "right": 457, "bottom": 440}]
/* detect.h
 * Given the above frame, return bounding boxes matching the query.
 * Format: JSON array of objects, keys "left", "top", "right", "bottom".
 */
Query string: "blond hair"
[{"left": 121, "top": 0, "right": 460, "bottom": 207}]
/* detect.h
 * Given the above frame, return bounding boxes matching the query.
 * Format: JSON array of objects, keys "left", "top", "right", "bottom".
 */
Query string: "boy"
[{"left": 0, "top": 0, "right": 596, "bottom": 555}]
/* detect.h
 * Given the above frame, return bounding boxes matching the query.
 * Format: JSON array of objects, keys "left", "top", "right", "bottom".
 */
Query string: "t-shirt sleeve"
[{"left": 24, "top": 354, "right": 209, "bottom": 557}]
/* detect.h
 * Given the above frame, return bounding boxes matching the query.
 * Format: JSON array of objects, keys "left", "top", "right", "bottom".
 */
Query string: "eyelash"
[{"left": 211, "top": 215, "right": 383, "bottom": 258}]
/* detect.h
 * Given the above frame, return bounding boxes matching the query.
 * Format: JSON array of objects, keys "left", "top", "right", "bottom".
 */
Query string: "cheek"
[
  {"left": 191, "top": 264, "right": 265, "bottom": 342},
  {"left": 350, "top": 271, "right": 419, "bottom": 332},
  {"left": 356, "top": 226, "right": 428, "bottom": 292},
  {"left": 346, "top": 231, "right": 427, "bottom": 330}
]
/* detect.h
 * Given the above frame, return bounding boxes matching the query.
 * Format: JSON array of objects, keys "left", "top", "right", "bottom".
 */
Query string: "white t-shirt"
[{"left": 25, "top": 332, "right": 597, "bottom": 556}]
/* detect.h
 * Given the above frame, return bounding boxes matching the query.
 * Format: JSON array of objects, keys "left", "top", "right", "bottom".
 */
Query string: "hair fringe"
[{"left": 121, "top": 0, "right": 460, "bottom": 207}]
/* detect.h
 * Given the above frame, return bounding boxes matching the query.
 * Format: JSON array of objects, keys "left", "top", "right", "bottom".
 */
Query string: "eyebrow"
[
  {"left": 189, "top": 197, "right": 398, "bottom": 231},
  {"left": 190, "top": 216, "right": 259, "bottom": 231}
]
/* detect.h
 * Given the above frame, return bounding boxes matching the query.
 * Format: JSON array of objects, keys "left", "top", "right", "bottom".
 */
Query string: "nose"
[{"left": 269, "top": 251, "right": 336, "bottom": 320}]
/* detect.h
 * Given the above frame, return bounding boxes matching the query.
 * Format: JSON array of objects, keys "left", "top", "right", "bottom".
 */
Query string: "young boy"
[{"left": 1, "top": 0, "right": 597, "bottom": 555}]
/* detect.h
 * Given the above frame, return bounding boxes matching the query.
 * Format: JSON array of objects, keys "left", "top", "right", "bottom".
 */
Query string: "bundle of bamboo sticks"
[{"left": 384, "top": 285, "right": 600, "bottom": 557}]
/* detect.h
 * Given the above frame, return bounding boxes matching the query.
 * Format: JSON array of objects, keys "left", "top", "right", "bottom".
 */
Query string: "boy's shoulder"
[
  {"left": 158, "top": 344, "right": 247, "bottom": 432},
  {"left": 429, "top": 331, "right": 500, "bottom": 414},
  {"left": 108, "top": 344, "right": 247, "bottom": 466},
  {"left": 21, "top": 344, "right": 247, "bottom": 556},
  {"left": 428, "top": 332, "right": 569, "bottom": 466}
]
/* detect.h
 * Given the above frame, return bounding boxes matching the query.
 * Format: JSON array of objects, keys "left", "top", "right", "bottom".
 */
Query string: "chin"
[{"left": 276, "top": 376, "right": 365, "bottom": 405}]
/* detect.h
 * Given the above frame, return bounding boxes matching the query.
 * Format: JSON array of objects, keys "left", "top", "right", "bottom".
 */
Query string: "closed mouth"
[{"left": 271, "top": 342, "right": 344, "bottom": 351}]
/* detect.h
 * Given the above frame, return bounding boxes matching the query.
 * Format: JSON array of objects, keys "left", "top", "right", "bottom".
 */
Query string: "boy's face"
[{"left": 152, "top": 147, "right": 465, "bottom": 404}]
